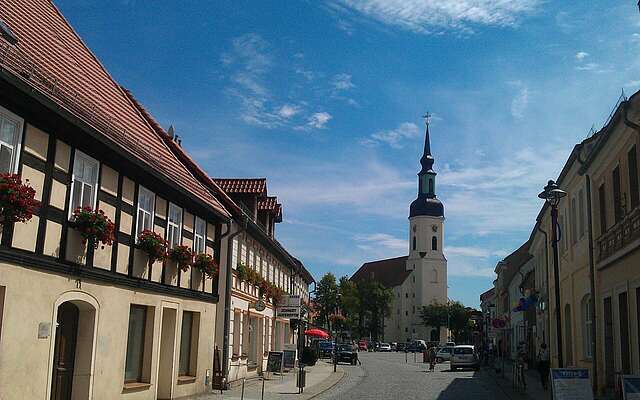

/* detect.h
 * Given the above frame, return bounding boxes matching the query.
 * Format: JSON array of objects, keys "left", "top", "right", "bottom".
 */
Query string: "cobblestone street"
[{"left": 315, "top": 352, "right": 523, "bottom": 400}]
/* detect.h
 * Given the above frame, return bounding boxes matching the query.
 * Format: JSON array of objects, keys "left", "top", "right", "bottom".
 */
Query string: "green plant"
[
  {"left": 137, "top": 230, "right": 167, "bottom": 267},
  {"left": 193, "top": 253, "right": 219, "bottom": 279},
  {"left": 0, "top": 173, "right": 39, "bottom": 224},
  {"left": 236, "top": 263, "right": 249, "bottom": 281},
  {"left": 168, "top": 245, "right": 193, "bottom": 272},
  {"left": 71, "top": 206, "right": 115, "bottom": 249}
]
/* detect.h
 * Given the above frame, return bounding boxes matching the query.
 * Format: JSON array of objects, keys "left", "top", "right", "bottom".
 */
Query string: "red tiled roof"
[
  {"left": 0, "top": 0, "right": 229, "bottom": 219},
  {"left": 213, "top": 178, "right": 267, "bottom": 195},
  {"left": 257, "top": 196, "right": 278, "bottom": 211},
  {"left": 351, "top": 256, "right": 411, "bottom": 288}
]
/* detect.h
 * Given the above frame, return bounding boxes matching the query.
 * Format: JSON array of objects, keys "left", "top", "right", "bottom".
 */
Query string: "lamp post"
[{"left": 538, "top": 179, "right": 567, "bottom": 368}]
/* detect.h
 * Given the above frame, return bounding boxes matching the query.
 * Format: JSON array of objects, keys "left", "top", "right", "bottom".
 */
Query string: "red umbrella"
[{"left": 304, "top": 328, "right": 329, "bottom": 339}]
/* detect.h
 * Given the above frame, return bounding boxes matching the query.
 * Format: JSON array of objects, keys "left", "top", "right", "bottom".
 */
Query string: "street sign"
[
  {"left": 622, "top": 375, "right": 640, "bottom": 399},
  {"left": 277, "top": 306, "right": 300, "bottom": 319},
  {"left": 277, "top": 295, "right": 301, "bottom": 318},
  {"left": 551, "top": 368, "right": 593, "bottom": 400}
]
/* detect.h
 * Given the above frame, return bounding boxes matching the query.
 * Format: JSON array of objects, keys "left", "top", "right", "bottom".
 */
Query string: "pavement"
[{"left": 187, "top": 359, "right": 344, "bottom": 400}]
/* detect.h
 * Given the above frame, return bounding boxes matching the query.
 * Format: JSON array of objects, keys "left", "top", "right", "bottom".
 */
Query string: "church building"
[{"left": 351, "top": 119, "right": 448, "bottom": 344}]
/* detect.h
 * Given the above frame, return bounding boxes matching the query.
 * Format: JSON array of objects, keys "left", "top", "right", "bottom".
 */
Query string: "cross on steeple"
[{"left": 422, "top": 112, "right": 431, "bottom": 127}]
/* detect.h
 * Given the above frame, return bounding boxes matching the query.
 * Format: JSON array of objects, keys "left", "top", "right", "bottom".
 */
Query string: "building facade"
[
  {"left": 352, "top": 121, "right": 448, "bottom": 344},
  {"left": 0, "top": 1, "right": 230, "bottom": 399},
  {"left": 213, "top": 179, "right": 313, "bottom": 385}
]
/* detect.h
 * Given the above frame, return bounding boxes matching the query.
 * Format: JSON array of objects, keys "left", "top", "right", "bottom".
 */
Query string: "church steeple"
[{"left": 409, "top": 113, "right": 444, "bottom": 218}]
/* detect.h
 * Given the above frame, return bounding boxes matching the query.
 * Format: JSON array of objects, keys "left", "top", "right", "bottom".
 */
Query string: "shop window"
[
  {"left": 167, "top": 203, "right": 182, "bottom": 249},
  {"left": 136, "top": 186, "right": 155, "bottom": 238},
  {"left": 124, "top": 305, "right": 153, "bottom": 383},
  {"left": 179, "top": 311, "right": 200, "bottom": 377},
  {"left": 69, "top": 151, "right": 99, "bottom": 218},
  {"left": 0, "top": 106, "right": 23, "bottom": 173}
]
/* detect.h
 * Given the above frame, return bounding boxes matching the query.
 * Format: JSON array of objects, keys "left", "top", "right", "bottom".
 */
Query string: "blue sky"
[{"left": 57, "top": 0, "right": 640, "bottom": 307}]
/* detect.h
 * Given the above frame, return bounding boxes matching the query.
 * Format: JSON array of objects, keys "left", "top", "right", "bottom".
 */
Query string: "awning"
[{"left": 304, "top": 328, "right": 329, "bottom": 339}]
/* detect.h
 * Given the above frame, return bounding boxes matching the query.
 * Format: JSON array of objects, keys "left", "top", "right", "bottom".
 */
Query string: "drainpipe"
[
  {"left": 222, "top": 215, "right": 248, "bottom": 388},
  {"left": 577, "top": 149, "right": 598, "bottom": 394},
  {"left": 213, "top": 220, "right": 231, "bottom": 387}
]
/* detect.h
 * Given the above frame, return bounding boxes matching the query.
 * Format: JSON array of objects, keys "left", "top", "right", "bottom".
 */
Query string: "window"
[
  {"left": 412, "top": 236, "right": 416, "bottom": 251},
  {"left": 428, "top": 178, "right": 434, "bottom": 195},
  {"left": 582, "top": 295, "right": 592, "bottom": 359},
  {"left": 125, "top": 305, "right": 147, "bottom": 382},
  {"left": 0, "top": 106, "right": 23, "bottom": 173},
  {"left": 232, "top": 238, "right": 238, "bottom": 269},
  {"left": 179, "top": 311, "right": 199, "bottom": 376},
  {"left": 578, "top": 189, "right": 585, "bottom": 239},
  {"left": 432, "top": 236, "right": 438, "bottom": 251},
  {"left": 599, "top": 184, "right": 607, "bottom": 234},
  {"left": 69, "top": 151, "right": 99, "bottom": 218},
  {"left": 558, "top": 215, "right": 566, "bottom": 253},
  {"left": 167, "top": 203, "right": 182, "bottom": 249},
  {"left": 405, "top": 293, "right": 408, "bottom": 298},
  {"left": 620, "top": 292, "right": 631, "bottom": 374},
  {"left": 571, "top": 197, "right": 577, "bottom": 244},
  {"left": 136, "top": 186, "right": 155, "bottom": 238},
  {"left": 232, "top": 311, "right": 241, "bottom": 355},
  {"left": 613, "top": 166, "right": 622, "bottom": 223},
  {"left": 629, "top": 146, "right": 639, "bottom": 209},
  {"left": 193, "top": 217, "right": 205, "bottom": 254}
]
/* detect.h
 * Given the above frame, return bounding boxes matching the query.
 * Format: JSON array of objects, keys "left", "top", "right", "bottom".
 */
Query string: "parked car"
[
  {"left": 358, "top": 339, "right": 368, "bottom": 351},
  {"left": 450, "top": 345, "right": 480, "bottom": 371},
  {"left": 435, "top": 346, "right": 454, "bottom": 363},
  {"left": 395, "top": 342, "right": 406, "bottom": 352},
  {"left": 378, "top": 343, "right": 392, "bottom": 352},
  {"left": 318, "top": 340, "right": 335, "bottom": 358},
  {"left": 390, "top": 342, "right": 398, "bottom": 351},
  {"left": 445, "top": 341, "right": 456, "bottom": 347},
  {"left": 335, "top": 343, "right": 359, "bottom": 365},
  {"left": 407, "top": 340, "right": 426, "bottom": 353}
]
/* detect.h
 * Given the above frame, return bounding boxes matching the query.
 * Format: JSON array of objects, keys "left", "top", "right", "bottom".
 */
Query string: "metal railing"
[{"left": 596, "top": 205, "right": 640, "bottom": 261}]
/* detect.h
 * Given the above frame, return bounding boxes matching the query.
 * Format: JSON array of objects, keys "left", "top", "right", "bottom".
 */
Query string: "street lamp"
[{"left": 538, "top": 179, "right": 567, "bottom": 368}]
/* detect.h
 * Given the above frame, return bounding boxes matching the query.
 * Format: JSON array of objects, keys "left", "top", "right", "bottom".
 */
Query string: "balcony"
[{"left": 597, "top": 206, "right": 640, "bottom": 263}]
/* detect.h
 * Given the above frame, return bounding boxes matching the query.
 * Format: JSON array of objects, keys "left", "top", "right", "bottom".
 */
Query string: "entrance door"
[
  {"left": 51, "top": 302, "right": 80, "bottom": 400},
  {"left": 604, "top": 297, "right": 614, "bottom": 387},
  {"left": 157, "top": 308, "right": 177, "bottom": 400}
]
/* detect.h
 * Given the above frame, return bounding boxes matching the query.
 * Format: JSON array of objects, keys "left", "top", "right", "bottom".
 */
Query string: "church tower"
[{"left": 406, "top": 115, "right": 448, "bottom": 343}]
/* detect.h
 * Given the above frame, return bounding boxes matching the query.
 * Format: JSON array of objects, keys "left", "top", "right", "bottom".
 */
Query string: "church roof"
[{"left": 351, "top": 256, "right": 411, "bottom": 288}]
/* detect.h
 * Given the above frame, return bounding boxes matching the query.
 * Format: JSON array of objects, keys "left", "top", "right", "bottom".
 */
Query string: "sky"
[{"left": 56, "top": 0, "right": 640, "bottom": 307}]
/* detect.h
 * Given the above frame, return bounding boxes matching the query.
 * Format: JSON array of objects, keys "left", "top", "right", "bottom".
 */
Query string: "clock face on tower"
[{"left": 432, "top": 225, "right": 438, "bottom": 232}]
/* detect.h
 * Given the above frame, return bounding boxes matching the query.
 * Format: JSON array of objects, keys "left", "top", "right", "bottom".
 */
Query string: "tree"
[
  {"left": 420, "top": 302, "right": 449, "bottom": 336},
  {"left": 357, "top": 280, "right": 393, "bottom": 341},
  {"left": 314, "top": 273, "right": 339, "bottom": 332},
  {"left": 338, "top": 276, "right": 360, "bottom": 335}
]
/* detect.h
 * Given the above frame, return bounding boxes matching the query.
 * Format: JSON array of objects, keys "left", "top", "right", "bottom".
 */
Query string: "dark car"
[
  {"left": 335, "top": 343, "right": 358, "bottom": 365},
  {"left": 396, "top": 342, "right": 406, "bottom": 352},
  {"left": 407, "top": 341, "right": 426, "bottom": 353},
  {"left": 318, "top": 340, "right": 334, "bottom": 358}
]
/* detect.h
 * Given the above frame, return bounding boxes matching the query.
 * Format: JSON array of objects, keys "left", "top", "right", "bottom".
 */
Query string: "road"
[{"left": 315, "top": 351, "right": 518, "bottom": 400}]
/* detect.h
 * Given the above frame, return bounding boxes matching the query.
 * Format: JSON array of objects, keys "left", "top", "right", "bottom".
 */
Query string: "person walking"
[
  {"left": 537, "top": 343, "right": 550, "bottom": 390},
  {"left": 428, "top": 345, "right": 437, "bottom": 372}
]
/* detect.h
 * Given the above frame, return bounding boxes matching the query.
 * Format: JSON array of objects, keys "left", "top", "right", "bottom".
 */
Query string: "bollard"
[
  {"left": 414, "top": 351, "right": 417, "bottom": 363},
  {"left": 261, "top": 377, "right": 266, "bottom": 400},
  {"left": 241, "top": 378, "right": 245, "bottom": 400},
  {"left": 405, "top": 351, "right": 408, "bottom": 363}
]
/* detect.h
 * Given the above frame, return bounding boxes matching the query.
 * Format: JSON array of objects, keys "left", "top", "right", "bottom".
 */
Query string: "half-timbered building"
[{"left": 0, "top": 1, "right": 230, "bottom": 399}]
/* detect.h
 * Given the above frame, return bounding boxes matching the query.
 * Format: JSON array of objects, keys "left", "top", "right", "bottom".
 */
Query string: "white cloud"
[
  {"left": 575, "top": 51, "right": 589, "bottom": 60},
  {"left": 306, "top": 112, "right": 333, "bottom": 129},
  {"left": 631, "top": 33, "right": 640, "bottom": 42},
  {"left": 329, "top": 0, "right": 540, "bottom": 34},
  {"left": 626, "top": 80, "right": 640, "bottom": 87},
  {"left": 331, "top": 73, "right": 356, "bottom": 91},
  {"left": 511, "top": 86, "right": 529, "bottom": 118},
  {"left": 355, "top": 233, "right": 407, "bottom": 253},
  {"left": 364, "top": 122, "right": 421, "bottom": 148},
  {"left": 575, "top": 62, "right": 600, "bottom": 71},
  {"left": 277, "top": 104, "right": 302, "bottom": 119}
]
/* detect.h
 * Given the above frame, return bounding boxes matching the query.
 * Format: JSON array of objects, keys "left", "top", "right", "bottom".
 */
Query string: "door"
[
  {"left": 604, "top": 297, "right": 614, "bottom": 387},
  {"left": 51, "top": 302, "right": 80, "bottom": 400}
]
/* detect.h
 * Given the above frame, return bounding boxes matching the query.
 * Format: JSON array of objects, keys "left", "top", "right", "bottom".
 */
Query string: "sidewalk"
[
  {"left": 188, "top": 361, "right": 345, "bottom": 400},
  {"left": 487, "top": 359, "right": 551, "bottom": 400}
]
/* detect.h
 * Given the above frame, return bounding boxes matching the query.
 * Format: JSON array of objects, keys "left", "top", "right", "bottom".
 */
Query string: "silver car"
[
  {"left": 450, "top": 345, "right": 480, "bottom": 371},
  {"left": 435, "top": 346, "right": 454, "bottom": 362}
]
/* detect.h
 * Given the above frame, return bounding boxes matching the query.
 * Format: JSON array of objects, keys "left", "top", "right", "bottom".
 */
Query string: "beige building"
[
  {"left": 213, "top": 179, "right": 313, "bottom": 385},
  {"left": 0, "top": 1, "right": 239, "bottom": 399}
]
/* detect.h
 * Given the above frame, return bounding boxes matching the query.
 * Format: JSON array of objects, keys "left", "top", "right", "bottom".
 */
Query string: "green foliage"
[
  {"left": 420, "top": 301, "right": 473, "bottom": 343},
  {"left": 315, "top": 273, "right": 339, "bottom": 331}
]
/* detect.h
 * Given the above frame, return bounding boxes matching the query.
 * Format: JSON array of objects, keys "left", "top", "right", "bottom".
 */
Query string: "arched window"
[
  {"left": 581, "top": 295, "right": 593, "bottom": 359},
  {"left": 432, "top": 236, "right": 438, "bottom": 251},
  {"left": 412, "top": 236, "right": 417, "bottom": 250}
]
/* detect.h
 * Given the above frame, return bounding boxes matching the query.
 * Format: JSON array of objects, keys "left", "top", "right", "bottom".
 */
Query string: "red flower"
[
  {"left": 71, "top": 206, "right": 115, "bottom": 249},
  {"left": 169, "top": 245, "right": 194, "bottom": 272},
  {"left": 193, "top": 253, "right": 219, "bottom": 279}
]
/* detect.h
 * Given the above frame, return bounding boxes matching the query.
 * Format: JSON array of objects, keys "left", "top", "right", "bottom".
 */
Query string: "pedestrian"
[
  {"left": 537, "top": 343, "right": 550, "bottom": 390},
  {"left": 428, "top": 345, "right": 437, "bottom": 372}
]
